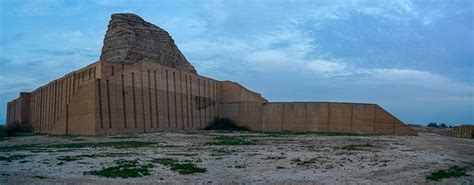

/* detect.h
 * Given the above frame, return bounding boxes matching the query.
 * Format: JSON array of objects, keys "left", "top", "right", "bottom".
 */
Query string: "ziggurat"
[{"left": 6, "top": 13, "right": 416, "bottom": 136}]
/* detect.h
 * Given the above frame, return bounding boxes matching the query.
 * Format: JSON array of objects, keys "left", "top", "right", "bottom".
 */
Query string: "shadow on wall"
[{"left": 204, "top": 117, "right": 249, "bottom": 131}]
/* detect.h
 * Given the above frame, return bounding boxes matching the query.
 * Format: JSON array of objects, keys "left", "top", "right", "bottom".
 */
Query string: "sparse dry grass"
[{"left": 0, "top": 131, "right": 472, "bottom": 184}]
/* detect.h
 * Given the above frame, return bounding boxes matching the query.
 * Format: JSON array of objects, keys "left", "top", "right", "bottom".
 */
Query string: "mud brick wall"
[
  {"left": 25, "top": 62, "right": 100, "bottom": 135},
  {"left": 7, "top": 60, "right": 219, "bottom": 135},
  {"left": 94, "top": 61, "right": 219, "bottom": 135},
  {"left": 6, "top": 92, "right": 31, "bottom": 127},
  {"left": 218, "top": 81, "right": 267, "bottom": 131},
  {"left": 259, "top": 102, "right": 415, "bottom": 135},
  {"left": 217, "top": 83, "right": 416, "bottom": 135},
  {"left": 452, "top": 125, "right": 474, "bottom": 139},
  {"left": 6, "top": 59, "right": 416, "bottom": 136}
]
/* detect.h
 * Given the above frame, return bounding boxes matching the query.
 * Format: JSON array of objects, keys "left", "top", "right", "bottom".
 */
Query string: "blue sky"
[{"left": 0, "top": 0, "right": 473, "bottom": 125}]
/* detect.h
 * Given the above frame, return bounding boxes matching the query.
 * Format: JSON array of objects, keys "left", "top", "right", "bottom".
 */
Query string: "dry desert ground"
[{"left": 0, "top": 130, "right": 473, "bottom": 184}]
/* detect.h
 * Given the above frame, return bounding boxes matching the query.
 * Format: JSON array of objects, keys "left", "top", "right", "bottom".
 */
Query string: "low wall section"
[
  {"left": 217, "top": 82, "right": 415, "bottom": 135},
  {"left": 261, "top": 102, "right": 415, "bottom": 135},
  {"left": 452, "top": 125, "right": 474, "bottom": 139},
  {"left": 218, "top": 81, "right": 267, "bottom": 131},
  {"left": 6, "top": 92, "right": 31, "bottom": 127}
]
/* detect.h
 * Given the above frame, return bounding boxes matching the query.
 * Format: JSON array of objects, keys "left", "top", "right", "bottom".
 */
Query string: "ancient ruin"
[
  {"left": 452, "top": 125, "right": 474, "bottom": 139},
  {"left": 101, "top": 13, "right": 196, "bottom": 73},
  {"left": 6, "top": 13, "right": 416, "bottom": 136}
]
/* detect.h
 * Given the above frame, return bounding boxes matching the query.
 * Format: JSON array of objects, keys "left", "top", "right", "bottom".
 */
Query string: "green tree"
[{"left": 427, "top": 123, "right": 438, "bottom": 128}]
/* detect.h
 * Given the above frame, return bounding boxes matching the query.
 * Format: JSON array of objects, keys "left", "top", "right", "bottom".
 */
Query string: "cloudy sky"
[{"left": 0, "top": 0, "right": 473, "bottom": 125}]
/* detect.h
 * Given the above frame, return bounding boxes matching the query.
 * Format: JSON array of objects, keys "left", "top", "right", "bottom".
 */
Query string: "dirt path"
[{"left": 0, "top": 131, "right": 473, "bottom": 184}]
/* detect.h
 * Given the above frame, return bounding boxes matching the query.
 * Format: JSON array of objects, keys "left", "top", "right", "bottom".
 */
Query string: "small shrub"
[
  {"left": 49, "top": 141, "right": 157, "bottom": 149},
  {"left": 209, "top": 148, "right": 238, "bottom": 156},
  {"left": 84, "top": 159, "right": 153, "bottom": 178},
  {"left": 0, "top": 154, "right": 30, "bottom": 162},
  {"left": 152, "top": 158, "right": 206, "bottom": 174},
  {"left": 0, "top": 125, "right": 5, "bottom": 139},
  {"left": 166, "top": 152, "right": 198, "bottom": 156},
  {"left": 57, "top": 153, "right": 135, "bottom": 163},
  {"left": 0, "top": 141, "right": 158, "bottom": 152},
  {"left": 170, "top": 163, "right": 207, "bottom": 174},
  {"left": 210, "top": 136, "right": 256, "bottom": 145},
  {"left": 2, "top": 121, "right": 33, "bottom": 137},
  {"left": 263, "top": 156, "right": 286, "bottom": 160},
  {"left": 78, "top": 152, "right": 135, "bottom": 158},
  {"left": 341, "top": 143, "right": 375, "bottom": 151},
  {"left": 204, "top": 118, "right": 249, "bottom": 131},
  {"left": 56, "top": 156, "right": 82, "bottom": 162},
  {"left": 262, "top": 131, "right": 363, "bottom": 137},
  {"left": 33, "top": 175, "right": 47, "bottom": 179},
  {"left": 110, "top": 135, "right": 141, "bottom": 139},
  {"left": 426, "top": 165, "right": 468, "bottom": 181},
  {"left": 291, "top": 158, "right": 317, "bottom": 166}
]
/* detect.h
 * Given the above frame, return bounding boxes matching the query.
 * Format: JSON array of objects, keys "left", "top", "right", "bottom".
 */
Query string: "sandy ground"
[{"left": 0, "top": 131, "right": 473, "bottom": 184}]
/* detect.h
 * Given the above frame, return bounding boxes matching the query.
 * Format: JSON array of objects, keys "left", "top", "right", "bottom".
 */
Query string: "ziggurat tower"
[{"left": 6, "top": 13, "right": 416, "bottom": 136}]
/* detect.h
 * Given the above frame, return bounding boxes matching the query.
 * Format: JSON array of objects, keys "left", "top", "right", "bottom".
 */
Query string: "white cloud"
[
  {"left": 244, "top": 50, "right": 295, "bottom": 70},
  {"left": 369, "top": 68, "right": 474, "bottom": 94},
  {"left": 0, "top": 75, "right": 36, "bottom": 94},
  {"left": 307, "top": 59, "right": 348, "bottom": 76},
  {"left": 306, "top": 60, "right": 474, "bottom": 96}
]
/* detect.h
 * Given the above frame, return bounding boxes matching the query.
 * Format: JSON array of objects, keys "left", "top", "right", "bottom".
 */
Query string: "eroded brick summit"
[
  {"left": 5, "top": 13, "right": 417, "bottom": 136},
  {"left": 101, "top": 13, "right": 197, "bottom": 73}
]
